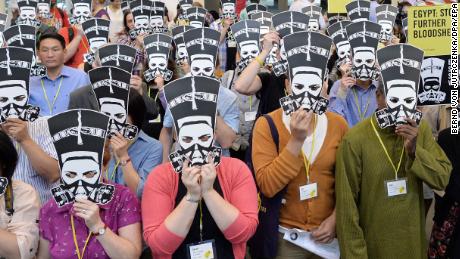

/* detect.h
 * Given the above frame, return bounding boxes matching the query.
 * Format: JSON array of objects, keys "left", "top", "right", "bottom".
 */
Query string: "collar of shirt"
[
  {"left": 352, "top": 82, "right": 377, "bottom": 92},
  {"left": 41, "top": 66, "right": 72, "bottom": 81}
]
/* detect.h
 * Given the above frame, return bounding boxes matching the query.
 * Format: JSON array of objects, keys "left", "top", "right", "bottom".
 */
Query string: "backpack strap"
[{"left": 262, "top": 114, "right": 279, "bottom": 153}]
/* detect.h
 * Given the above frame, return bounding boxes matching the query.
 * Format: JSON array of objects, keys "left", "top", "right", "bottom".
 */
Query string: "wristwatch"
[
  {"left": 120, "top": 157, "right": 131, "bottom": 167},
  {"left": 92, "top": 224, "right": 107, "bottom": 236}
]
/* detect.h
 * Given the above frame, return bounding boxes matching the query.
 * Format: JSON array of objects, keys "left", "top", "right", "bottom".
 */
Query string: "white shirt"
[{"left": 282, "top": 111, "right": 328, "bottom": 164}]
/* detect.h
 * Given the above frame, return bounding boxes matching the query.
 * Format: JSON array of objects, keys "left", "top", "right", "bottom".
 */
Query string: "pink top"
[{"left": 142, "top": 157, "right": 259, "bottom": 259}]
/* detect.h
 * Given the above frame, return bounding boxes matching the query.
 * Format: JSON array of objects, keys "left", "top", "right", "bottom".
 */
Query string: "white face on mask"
[
  {"left": 352, "top": 47, "right": 376, "bottom": 80},
  {"left": 0, "top": 82, "right": 28, "bottom": 119},
  {"left": 178, "top": 118, "right": 214, "bottom": 165},
  {"left": 19, "top": 7, "right": 37, "bottom": 24},
  {"left": 336, "top": 41, "right": 351, "bottom": 62},
  {"left": 222, "top": 3, "right": 235, "bottom": 18},
  {"left": 190, "top": 55, "right": 214, "bottom": 77},
  {"left": 176, "top": 43, "right": 188, "bottom": 60},
  {"left": 100, "top": 100, "right": 127, "bottom": 132},
  {"left": 420, "top": 57, "right": 444, "bottom": 93},
  {"left": 290, "top": 67, "right": 323, "bottom": 109},
  {"left": 239, "top": 41, "right": 259, "bottom": 60},
  {"left": 150, "top": 15, "right": 163, "bottom": 28},
  {"left": 73, "top": 3, "right": 91, "bottom": 23},
  {"left": 148, "top": 54, "right": 167, "bottom": 72},
  {"left": 379, "top": 20, "right": 393, "bottom": 41},
  {"left": 37, "top": 4, "right": 50, "bottom": 17},
  {"left": 308, "top": 19, "right": 319, "bottom": 32},
  {"left": 135, "top": 15, "right": 149, "bottom": 31},
  {"left": 61, "top": 152, "right": 100, "bottom": 199},
  {"left": 189, "top": 21, "right": 204, "bottom": 28},
  {"left": 385, "top": 80, "right": 417, "bottom": 123}
]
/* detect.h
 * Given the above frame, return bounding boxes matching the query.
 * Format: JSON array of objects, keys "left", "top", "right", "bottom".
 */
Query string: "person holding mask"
[
  {"left": 0, "top": 130, "right": 41, "bottom": 259},
  {"left": 106, "top": 0, "right": 124, "bottom": 42},
  {"left": 142, "top": 76, "right": 258, "bottom": 259}
]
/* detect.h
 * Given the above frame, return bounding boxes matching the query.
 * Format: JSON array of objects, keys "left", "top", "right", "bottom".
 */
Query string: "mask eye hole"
[
  {"left": 14, "top": 95, "right": 26, "bottom": 102},
  {"left": 182, "top": 136, "right": 193, "bottom": 143},
  {"left": 83, "top": 170, "right": 97, "bottom": 178},
  {"left": 0, "top": 97, "right": 8, "bottom": 103},
  {"left": 293, "top": 84, "right": 305, "bottom": 90},
  {"left": 309, "top": 84, "right": 320, "bottom": 91},
  {"left": 404, "top": 97, "right": 414, "bottom": 104},
  {"left": 65, "top": 171, "right": 77, "bottom": 179},
  {"left": 389, "top": 97, "right": 399, "bottom": 103},
  {"left": 204, "top": 67, "right": 213, "bottom": 73},
  {"left": 199, "top": 134, "right": 211, "bottom": 142},
  {"left": 115, "top": 113, "right": 125, "bottom": 120}
]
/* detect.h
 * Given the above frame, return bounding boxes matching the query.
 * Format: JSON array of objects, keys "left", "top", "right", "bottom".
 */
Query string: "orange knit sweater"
[{"left": 252, "top": 109, "right": 348, "bottom": 230}]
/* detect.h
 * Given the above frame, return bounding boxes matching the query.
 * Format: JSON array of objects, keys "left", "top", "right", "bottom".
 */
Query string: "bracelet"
[
  {"left": 254, "top": 56, "right": 264, "bottom": 68},
  {"left": 120, "top": 157, "right": 131, "bottom": 167}
]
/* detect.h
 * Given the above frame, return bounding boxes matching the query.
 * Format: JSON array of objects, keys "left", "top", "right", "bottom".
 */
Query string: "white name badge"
[
  {"left": 149, "top": 114, "right": 161, "bottom": 124},
  {"left": 228, "top": 40, "right": 237, "bottom": 48},
  {"left": 386, "top": 178, "right": 408, "bottom": 197},
  {"left": 244, "top": 111, "right": 257, "bottom": 121},
  {"left": 299, "top": 183, "right": 318, "bottom": 201},
  {"left": 187, "top": 240, "right": 216, "bottom": 259}
]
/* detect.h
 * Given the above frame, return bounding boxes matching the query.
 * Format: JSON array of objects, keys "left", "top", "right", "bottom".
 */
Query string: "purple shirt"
[{"left": 39, "top": 184, "right": 141, "bottom": 259}]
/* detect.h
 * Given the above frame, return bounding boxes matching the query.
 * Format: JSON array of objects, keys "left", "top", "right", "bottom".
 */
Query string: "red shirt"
[
  {"left": 58, "top": 27, "right": 90, "bottom": 69},
  {"left": 236, "top": 0, "right": 247, "bottom": 15}
]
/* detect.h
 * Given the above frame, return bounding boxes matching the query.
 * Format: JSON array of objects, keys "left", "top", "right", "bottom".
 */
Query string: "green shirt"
[{"left": 336, "top": 115, "right": 452, "bottom": 259}]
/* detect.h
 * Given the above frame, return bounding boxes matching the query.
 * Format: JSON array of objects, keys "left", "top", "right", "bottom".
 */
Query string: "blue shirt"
[
  {"left": 163, "top": 86, "right": 239, "bottom": 157},
  {"left": 29, "top": 66, "right": 90, "bottom": 116},
  {"left": 328, "top": 80, "right": 378, "bottom": 127},
  {"left": 106, "top": 131, "right": 163, "bottom": 199}
]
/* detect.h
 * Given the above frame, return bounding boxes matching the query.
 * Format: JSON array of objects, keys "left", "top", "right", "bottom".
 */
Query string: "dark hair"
[
  {"left": 122, "top": 10, "right": 132, "bottom": 34},
  {"left": 0, "top": 131, "right": 18, "bottom": 180},
  {"left": 37, "top": 32, "right": 66, "bottom": 49},
  {"left": 128, "top": 90, "right": 146, "bottom": 130}
]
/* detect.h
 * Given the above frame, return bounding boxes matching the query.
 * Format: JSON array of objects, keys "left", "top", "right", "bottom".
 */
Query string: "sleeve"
[
  {"left": 10, "top": 182, "right": 40, "bottom": 259},
  {"left": 162, "top": 108, "right": 173, "bottom": 128},
  {"left": 142, "top": 165, "right": 185, "bottom": 257},
  {"left": 405, "top": 120, "right": 452, "bottom": 191},
  {"left": 117, "top": 187, "right": 142, "bottom": 229},
  {"left": 61, "top": 9, "right": 71, "bottom": 28},
  {"left": 136, "top": 141, "right": 163, "bottom": 198},
  {"left": 327, "top": 80, "right": 349, "bottom": 118},
  {"left": 218, "top": 88, "right": 239, "bottom": 134},
  {"left": 335, "top": 137, "right": 369, "bottom": 259},
  {"left": 222, "top": 159, "right": 259, "bottom": 244},
  {"left": 251, "top": 116, "right": 303, "bottom": 198},
  {"left": 34, "top": 118, "right": 57, "bottom": 160}
]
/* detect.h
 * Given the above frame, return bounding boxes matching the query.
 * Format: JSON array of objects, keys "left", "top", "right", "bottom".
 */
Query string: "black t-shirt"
[{"left": 257, "top": 72, "right": 287, "bottom": 115}]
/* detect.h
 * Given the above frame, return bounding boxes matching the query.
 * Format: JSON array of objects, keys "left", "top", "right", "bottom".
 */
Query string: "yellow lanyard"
[
  {"left": 370, "top": 116, "right": 405, "bottom": 180},
  {"left": 249, "top": 96, "right": 252, "bottom": 112},
  {"left": 301, "top": 115, "right": 317, "bottom": 184},
  {"left": 352, "top": 88, "right": 371, "bottom": 121},
  {"left": 199, "top": 200, "right": 203, "bottom": 242},
  {"left": 40, "top": 77, "right": 64, "bottom": 115},
  {"left": 106, "top": 160, "right": 120, "bottom": 181},
  {"left": 71, "top": 215, "right": 92, "bottom": 259}
]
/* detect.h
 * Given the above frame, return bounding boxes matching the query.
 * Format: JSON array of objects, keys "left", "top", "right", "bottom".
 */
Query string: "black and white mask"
[
  {"left": 302, "top": 6, "right": 322, "bottom": 32},
  {"left": 18, "top": 7, "right": 38, "bottom": 26},
  {"left": 221, "top": 0, "right": 236, "bottom": 19},
  {"left": 130, "top": 0, "right": 151, "bottom": 37},
  {"left": 48, "top": 109, "right": 114, "bottom": 206},
  {"left": 150, "top": 1, "right": 166, "bottom": 32},
  {"left": 90, "top": 66, "right": 138, "bottom": 139},
  {"left": 250, "top": 11, "right": 272, "bottom": 38},
  {"left": 346, "top": 0, "right": 370, "bottom": 22},
  {"left": 283, "top": 31, "right": 332, "bottom": 114},
  {"left": 135, "top": 15, "right": 150, "bottom": 33},
  {"left": 419, "top": 57, "right": 446, "bottom": 104},
  {"left": 231, "top": 20, "right": 261, "bottom": 71},
  {"left": 71, "top": 1, "right": 92, "bottom": 24},
  {"left": 347, "top": 21, "right": 381, "bottom": 80},
  {"left": 377, "top": 44, "right": 424, "bottom": 126},
  {"left": 187, "top": 7, "right": 207, "bottom": 28},
  {"left": 164, "top": 76, "right": 221, "bottom": 171},
  {"left": 179, "top": 0, "right": 193, "bottom": 15},
  {"left": 0, "top": 47, "right": 38, "bottom": 123},
  {"left": 144, "top": 33, "right": 173, "bottom": 82},
  {"left": 376, "top": 5, "right": 398, "bottom": 42},
  {"left": 184, "top": 28, "right": 220, "bottom": 77},
  {"left": 172, "top": 26, "right": 192, "bottom": 66},
  {"left": 37, "top": 0, "right": 51, "bottom": 18},
  {"left": 82, "top": 18, "right": 110, "bottom": 53}
]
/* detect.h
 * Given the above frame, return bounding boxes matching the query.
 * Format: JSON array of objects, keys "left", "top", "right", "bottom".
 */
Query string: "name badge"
[
  {"left": 299, "top": 183, "right": 318, "bottom": 201},
  {"left": 149, "top": 114, "right": 161, "bottom": 124},
  {"left": 244, "top": 111, "right": 257, "bottom": 122},
  {"left": 228, "top": 41, "right": 237, "bottom": 48},
  {"left": 386, "top": 178, "right": 407, "bottom": 197},
  {"left": 187, "top": 239, "right": 217, "bottom": 259}
]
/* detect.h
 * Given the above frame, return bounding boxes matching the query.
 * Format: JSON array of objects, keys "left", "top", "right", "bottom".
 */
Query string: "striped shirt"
[{"left": 12, "top": 117, "right": 58, "bottom": 205}]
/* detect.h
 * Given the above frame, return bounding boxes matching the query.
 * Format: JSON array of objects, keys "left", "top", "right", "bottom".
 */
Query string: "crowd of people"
[{"left": 0, "top": 0, "right": 458, "bottom": 258}]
